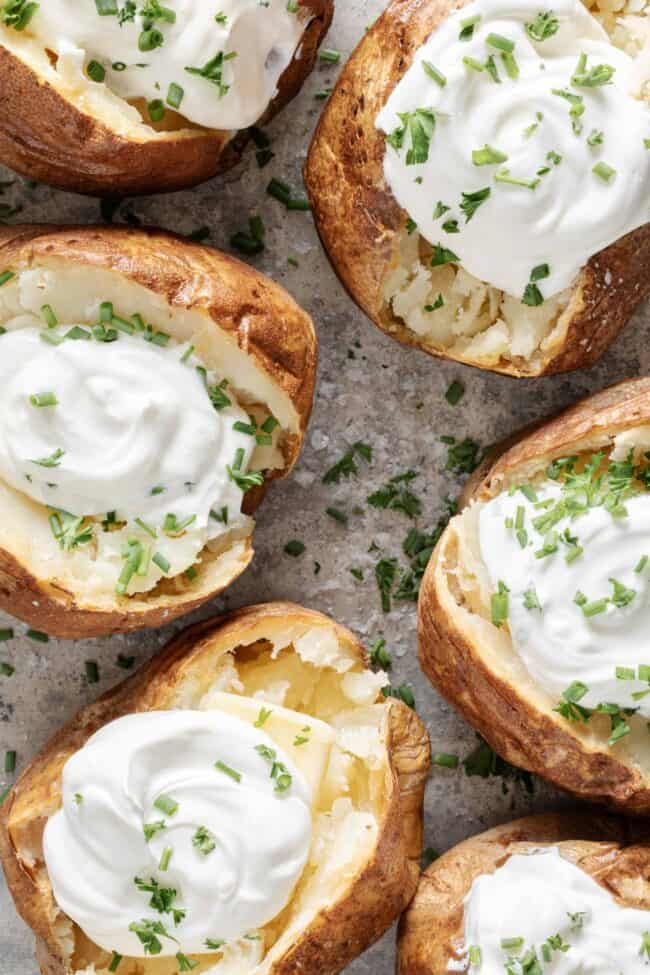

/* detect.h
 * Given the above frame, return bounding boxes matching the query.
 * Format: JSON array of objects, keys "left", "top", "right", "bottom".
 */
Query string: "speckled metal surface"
[{"left": 1, "top": 2, "right": 649, "bottom": 973}]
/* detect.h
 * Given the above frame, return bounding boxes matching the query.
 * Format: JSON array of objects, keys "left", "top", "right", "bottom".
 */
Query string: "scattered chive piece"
[
  {"left": 284, "top": 540, "right": 305, "bottom": 557},
  {"left": 433, "top": 752, "right": 459, "bottom": 768},
  {"left": 491, "top": 580, "right": 509, "bottom": 627},
  {"left": 154, "top": 794, "right": 178, "bottom": 816},
  {"left": 459, "top": 14, "right": 481, "bottom": 40},
  {"left": 422, "top": 61, "right": 446, "bottom": 86},
  {"left": 445, "top": 381, "right": 465, "bottom": 405},
  {"left": 0, "top": 629, "right": 14, "bottom": 642},
  {"left": 5, "top": 750, "right": 16, "bottom": 773},
  {"left": 472, "top": 144, "right": 508, "bottom": 166},
  {"left": 0, "top": 662, "right": 14, "bottom": 676},
  {"left": 486, "top": 32, "right": 515, "bottom": 52},
  {"left": 255, "top": 707, "right": 272, "bottom": 728},
  {"left": 117, "top": 653, "right": 135, "bottom": 670},
  {"left": 41, "top": 304, "right": 57, "bottom": 327},
  {"left": 215, "top": 760, "right": 241, "bottom": 783},
  {"left": 319, "top": 48, "right": 341, "bottom": 63},
  {"left": 152, "top": 552, "right": 171, "bottom": 574},
  {"left": 326, "top": 506, "right": 348, "bottom": 524},
  {"left": 0, "top": 271, "right": 15, "bottom": 287},
  {"left": 167, "top": 83, "right": 184, "bottom": 109},
  {"left": 108, "top": 952, "right": 123, "bottom": 972},
  {"left": 593, "top": 161, "right": 616, "bottom": 182},
  {"left": 636, "top": 555, "right": 648, "bottom": 573},
  {"left": 159, "top": 847, "right": 173, "bottom": 871},
  {"left": 29, "top": 391, "right": 58, "bottom": 408},
  {"left": 26, "top": 629, "right": 48, "bottom": 643},
  {"left": 85, "top": 660, "right": 99, "bottom": 683}
]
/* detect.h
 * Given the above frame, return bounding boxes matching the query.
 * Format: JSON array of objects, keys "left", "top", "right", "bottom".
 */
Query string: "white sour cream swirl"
[
  {"left": 376, "top": 0, "right": 650, "bottom": 299},
  {"left": 0, "top": 328, "right": 255, "bottom": 589},
  {"left": 43, "top": 710, "right": 313, "bottom": 957},
  {"left": 479, "top": 482, "right": 650, "bottom": 713},
  {"left": 463, "top": 848, "right": 650, "bottom": 972},
  {"left": 21, "top": 0, "right": 308, "bottom": 130}
]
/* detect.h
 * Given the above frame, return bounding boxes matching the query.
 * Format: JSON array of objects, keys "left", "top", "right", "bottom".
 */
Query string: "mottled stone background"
[{"left": 1, "top": 2, "right": 649, "bottom": 973}]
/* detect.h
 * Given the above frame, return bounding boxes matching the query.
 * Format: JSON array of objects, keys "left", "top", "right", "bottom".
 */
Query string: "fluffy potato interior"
[
  {"left": 9, "top": 622, "right": 390, "bottom": 975},
  {"left": 0, "top": 261, "right": 297, "bottom": 607},
  {"left": 381, "top": 0, "right": 650, "bottom": 370},
  {"left": 439, "top": 426, "right": 650, "bottom": 774}
]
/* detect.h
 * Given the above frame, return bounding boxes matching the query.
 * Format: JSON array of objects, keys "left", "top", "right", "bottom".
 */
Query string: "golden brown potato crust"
[
  {"left": 397, "top": 812, "right": 650, "bottom": 975},
  {"left": 0, "top": 225, "right": 317, "bottom": 637},
  {"left": 0, "top": 0, "right": 333, "bottom": 196},
  {"left": 0, "top": 602, "right": 432, "bottom": 975},
  {"left": 304, "top": 0, "right": 650, "bottom": 376},
  {"left": 419, "top": 378, "right": 650, "bottom": 813}
]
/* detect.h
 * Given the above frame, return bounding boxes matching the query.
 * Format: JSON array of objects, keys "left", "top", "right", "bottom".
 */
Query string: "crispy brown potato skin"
[
  {"left": 304, "top": 0, "right": 650, "bottom": 376},
  {"left": 0, "top": 602, "right": 432, "bottom": 975},
  {"left": 397, "top": 813, "right": 650, "bottom": 975},
  {"left": 0, "top": 0, "right": 333, "bottom": 196},
  {"left": 0, "top": 225, "right": 317, "bottom": 638},
  {"left": 419, "top": 378, "right": 650, "bottom": 813}
]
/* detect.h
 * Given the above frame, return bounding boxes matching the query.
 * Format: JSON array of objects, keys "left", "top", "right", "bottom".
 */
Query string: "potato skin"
[
  {"left": 0, "top": 225, "right": 317, "bottom": 637},
  {"left": 0, "top": 0, "right": 333, "bottom": 196},
  {"left": 397, "top": 812, "right": 650, "bottom": 975},
  {"left": 304, "top": 0, "right": 650, "bottom": 377},
  {"left": 0, "top": 602, "right": 432, "bottom": 975},
  {"left": 418, "top": 378, "right": 650, "bottom": 813}
]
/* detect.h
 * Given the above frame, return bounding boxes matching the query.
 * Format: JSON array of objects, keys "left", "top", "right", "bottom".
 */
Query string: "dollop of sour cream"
[
  {"left": 376, "top": 0, "right": 650, "bottom": 300},
  {"left": 463, "top": 848, "right": 650, "bottom": 972},
  {"left": 0, "top": 327, "right": 256, "bottom": 591},
  {"left": 43, "top": 710, "right": 313, "bottom": 957},
  {"left": 20, "top": 0, "right": 308, "bottom": 130},
  {"left": 478, "top": 481, "right": 650, "bottom": 714}
]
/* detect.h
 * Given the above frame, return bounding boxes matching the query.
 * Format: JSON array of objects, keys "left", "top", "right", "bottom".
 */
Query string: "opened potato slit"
[
  {"left": 306, "top": 0, "right": 650, "bottom": 375},
  {"left": 0, "top": 0, "right": 334, "bottom": 195},
  {"left": 0, "top": 226, "right": 317, "bottom": 637},
  {"left": 0, "top": 604, "right": 431, "bottom": 975},
  {"left": 397, "top": 814, "right": 650, "bottom": 975},
  {"left": 419, "top": 377, "right": 650, "bottom": 811}
]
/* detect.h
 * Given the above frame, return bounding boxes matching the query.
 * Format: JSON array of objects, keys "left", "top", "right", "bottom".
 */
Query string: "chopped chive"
[
  {"left": 167, "top": 83, "right": 184, "bottom": 109},
  {"left": 472, "top": 144, "right": 508, "bottom": 166},
  {"left": 487, "top": 32, "right": 515, "bottom": 52},
  {"left": 108, "top": 952, "right": 123, "bottom": 972},
  {"left": 4, "top": 750, "right": 16, "bottom": 773},
  {"left": 41, "top": 304, "right": 57, "bottom": 327},
  {"left": 159, "top": 847, "right": 173, "bottom": 871},
  {"left": 135, "top": 517, "right": 157, "bottom": 538},
  {"left": 152, "top": 552, "right": 171, "bottom": 574},
  {"left": 26, "top": 629, "right": 48, "bottom": 642},
  {"left": 29, "top": 391, "right": 58, "bottom": 408},
  {"left": 85, "top": 660, "right": 99, "bottom": 683},
  {"left": 445, "top": 380, "right": 464, "bottom": 405},
  {"left": 432, "top": 752, "right": 459, "bottom": 768},
  {"left": 592, "top": 161, "right": 616, "bottom": 182},
  {"left": 422, "top": 61, "right": 446, "bottom": 86},
  {"left": 215, "top": 760, "right": 241, "bottom": 782},
  {"left": 154, "top": 794, "right": 178, "bottom": 816},
  {"left": 0, "top": 271, "right": 15, "bottom": 287}
]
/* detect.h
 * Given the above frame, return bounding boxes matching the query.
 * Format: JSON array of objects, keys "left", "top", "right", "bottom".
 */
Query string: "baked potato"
[
  {"left": 305, "top": 0, "right": 650, "bottom": 377},
  {"left": 0, "top": 224, "right": 316, "bottom": 639},
  {"left": 0, "top": 601, "right": 431, "bottom": 975},
  {"left": 419, "top": 376, "right": 650, "bottom": 813},
  {"left": 0, "top": 0, "right": 333, "bottom": 196},
  {"left": 397, "top": 812, "right": 650, "bottom": 974}
]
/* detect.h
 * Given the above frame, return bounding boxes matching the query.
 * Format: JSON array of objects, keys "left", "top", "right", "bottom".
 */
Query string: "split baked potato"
[
  {"left": 0, "top": 601, "right": 431, "bottom": 975},
  {"left": 0, "top": 224, "right": 316, "bottom": 638},
  {"left": 0, "top": 0, "right": 333, "bottom": 196},
  {"left": 305, "top": 0, "right": 650, "bottom": 376},
  {"left": 419, "top": 377, "right": 650, "bottom": 813},
  {"left": 397, "top": 812, "right": 650, "bottom": 974}
]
